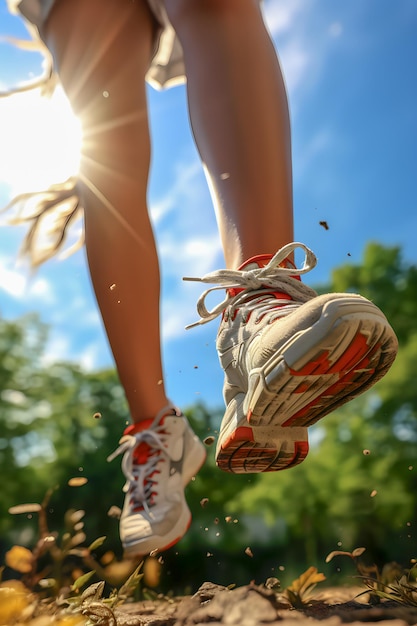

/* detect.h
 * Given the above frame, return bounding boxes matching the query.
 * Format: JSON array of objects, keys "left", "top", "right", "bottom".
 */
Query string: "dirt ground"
[{"left": 114, "top": 581, "right": 417, "bottom": 626}]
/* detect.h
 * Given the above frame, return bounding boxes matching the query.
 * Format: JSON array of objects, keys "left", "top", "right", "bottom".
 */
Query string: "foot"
[
  {"left": 107, "top": 405, "right": 206, "bottom": 556},
  {"left": 185, "top": 243, "right": 398, "bottom": 474}
]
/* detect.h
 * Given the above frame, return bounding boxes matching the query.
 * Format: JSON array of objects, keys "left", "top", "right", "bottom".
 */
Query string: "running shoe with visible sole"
[
  {"left": 184, "top": 242, "right": 398, "bottom": 474},
  {"left": 107, "top": 405, "right": 206, "bottom": 556}
]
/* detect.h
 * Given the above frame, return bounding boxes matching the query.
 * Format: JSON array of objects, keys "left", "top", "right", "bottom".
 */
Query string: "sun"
[{"left": 0, "top": 85, "right": 82, "bottom": 197}]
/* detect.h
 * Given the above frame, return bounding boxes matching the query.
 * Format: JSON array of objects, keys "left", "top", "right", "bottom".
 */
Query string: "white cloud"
[
  {"left": 77, "top": 342, "right": 101, "bottom": 371},
  {"left": 159, "top": 233, "right": 224, "bottom": 341},
  {"left": 263, "top": 0, "right": 306, "bottom": 37},
  {"left": 40, "top": 332, "right": 70, "bottom": 367},
  {"left": 150, "top": 159, "right": 203, "bottom": 224},
  {"left": 26, "top": 276, "right": 55, "bottom": 304},
  {"left": 293, "top": 128, "right": 334, "bottom": 179},
  {"left": 0, "top": 261, "right": 26, "bottom": 297},
  {"left": 159, "top": 233, "right": 222, "bottom": 279},
  {"left": 263, "top": 0, "right": 311, "bottom": 98},
  {"left": 39, "top": 329, "right": 103, "bottom": 371},
  {"left": 329, "top": 22, "right": 343, "bottom": 38},
  {"left": 0, "top": 255, "right": 56, "bottom": 303}
]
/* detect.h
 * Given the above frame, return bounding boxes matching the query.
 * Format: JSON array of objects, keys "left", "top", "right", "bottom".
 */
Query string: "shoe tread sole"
[{"left": 217, "top": 303, "right": 398, "bottom": 474}]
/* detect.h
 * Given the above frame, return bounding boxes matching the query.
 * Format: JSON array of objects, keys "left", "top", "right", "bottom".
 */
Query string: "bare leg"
[
  {"left": 43, "top": 0, "right": 169, "bottom": 422},
  {"left": 165, "top": 0, "right": 294, "bottom": 269}
]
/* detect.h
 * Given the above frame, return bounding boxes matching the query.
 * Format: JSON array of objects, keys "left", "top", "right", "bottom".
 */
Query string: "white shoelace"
[
  {"left": 183, "top": 242, "right": 318, "bottom": 328},
  {"left": 107, "top": 424, "right": 172, "bottom": 518}
]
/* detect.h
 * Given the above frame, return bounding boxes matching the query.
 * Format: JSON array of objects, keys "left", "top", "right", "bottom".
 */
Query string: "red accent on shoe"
[
  {"left": 239, "top": 253, "right": 275, "bottom": 269},
  {"left": 160, "top": 517, "right": 192, "bottom": 552},
  {"left": 124, "top": 419, "right": 154, "bottom": 465},
  {"left": 221, "top": 426, "right": 254, "bottom": 449},
  {"left": 282, "top": 334, "right": 380, "bottom": 428},
  {"left": 228, "top": 253, "right": 301, "bottom": 299},
  {"left": 124, "top": 419, "right": 154, "bottom": 436},
  {"left": 288, "top": 334, "right": 373, "bottom": 378},
  {"left": 291, "top": 441, "right": 309, "bottom": 466}
]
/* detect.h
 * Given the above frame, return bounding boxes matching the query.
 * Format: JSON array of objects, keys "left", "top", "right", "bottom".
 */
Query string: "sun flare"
[{"left": 0, "top": 85, "right": 82, "bottom": 197}]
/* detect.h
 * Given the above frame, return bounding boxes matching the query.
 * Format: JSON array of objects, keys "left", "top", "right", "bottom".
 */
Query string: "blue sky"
[{"left": 0, "top": 0, "right": 416, "bottom": 411}]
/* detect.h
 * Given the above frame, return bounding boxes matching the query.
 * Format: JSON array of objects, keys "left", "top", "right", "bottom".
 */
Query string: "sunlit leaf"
[
  {"left": 71, "top": 570, "right": 96, "bottom": 591},
  {"left": 352, "top": 547, "right": 367, "bottom": 558},
  {"left": 88, "top": 536, "right": 107, "bottom": 552},
  {"left": 5, "top": 545, "right": 33, "bottom": 573},
  {"left": 287, "top": 566, "right": 326, "bottom": 595},
  {"left": 325, "top": 550, "right": 354, "bottom": 563}
]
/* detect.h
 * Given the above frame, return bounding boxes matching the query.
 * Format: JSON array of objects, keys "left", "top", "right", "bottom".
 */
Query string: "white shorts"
[{"left": 7, "top": 0, "right": 185, "bottom": 89}]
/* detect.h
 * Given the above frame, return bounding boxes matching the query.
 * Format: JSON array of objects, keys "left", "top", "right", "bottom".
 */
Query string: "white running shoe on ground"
[
  {"left": 107, "top": 405, "right": 206, "bottom": 556},
  {"left": 185, "top": 242, "right": 398, "bottom": 474}
]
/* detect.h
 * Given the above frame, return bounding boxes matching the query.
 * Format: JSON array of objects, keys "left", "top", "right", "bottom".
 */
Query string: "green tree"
[{"left": 0, "top": 313, "right": 128, "bottom": 551}]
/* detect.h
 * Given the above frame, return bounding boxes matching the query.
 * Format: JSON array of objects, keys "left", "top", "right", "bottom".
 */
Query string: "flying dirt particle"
[
  {"left": 203, "top": 436, "right": 215, "bottom": 446},
  {"left": 110, "top": 283, "right": 116, "bottom": 290},
  {"left": 265, "top": 577, "right": 280, "bottom": 590},
  {"left": 103, "top": 91, "right": 109, "bottom": 98},
  {"left": 409, "top": 466, "right": 414, "bottom": 471},
  {"left": 245, "top": 546, "right": 254, "bottom": 558},
  {"left": 206, "top": 552, "right": 213, "bottom": 557},
  {"left": 319, "top": 220, "right": 329, "bottom": 230},
  {"left": 144, "top": 556, "right": 162, "bottom": 588},
  {"left": 278, "top": 565, "right": 285, "bottom": 571},
  {"left": 200, "top": 498, "right": 209, "bottom": 508},
  {"left": 347, "top": 252, "right": 352, "bottom": 257},
  {"left": 220, "top": 172, "right": 230, "bottom": 180},
  {"left": 157, "top": 379, "right": 163, "bottom": 385},
  {"left": 93, "top": 412, "right": 102, "bottom": 419},
  {"left": 225, "top": 516, "right": 232, "bottom": 523},
  {"left": 8, "top": 503, "right": 42, "bottom": 515},
  {"left": 194, "top": 365, "right": 198, "bottom": 369},
  {"left": 214, "top": 517, "right": 219, "bottom": 525},
  {"left": 370, "top": 489, "right": 378, "bottom": 498},
  {"left": 107, "top": 506, "right": 122, "bottom": 519},
  {"left": 363, "top": 449, "right": 371, "bottom": 455},
  {"left": 68, "top": 477, "right": 88, "bottom": 487},
  {"left": 101, "top": 551, "right": 115, "bottom": 566}
]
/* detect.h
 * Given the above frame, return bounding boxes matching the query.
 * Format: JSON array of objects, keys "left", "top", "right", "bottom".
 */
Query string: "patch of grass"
[
  {"left": 326, "top": 547, "right": 417, "bottom": 607},
  {"left": 5, "top": 488, "right": 138, "bottom": 596}
]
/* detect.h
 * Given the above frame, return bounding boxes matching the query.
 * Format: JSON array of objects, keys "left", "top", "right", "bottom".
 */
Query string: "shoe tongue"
[
  {"left": 124, "top": 419, "right": 157, "bottom": 465},
  {"left": 228, "top": 253, "right": 299, "bottom": 299},
  {"left": 238, "top": 254, "right": 273, "bottom": 271},
  {"left": 124, "top": 418, "right": 154, "bottom": 437},
  {"left": 238, "top": 253, "right": 297, "bottom": 272}
]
